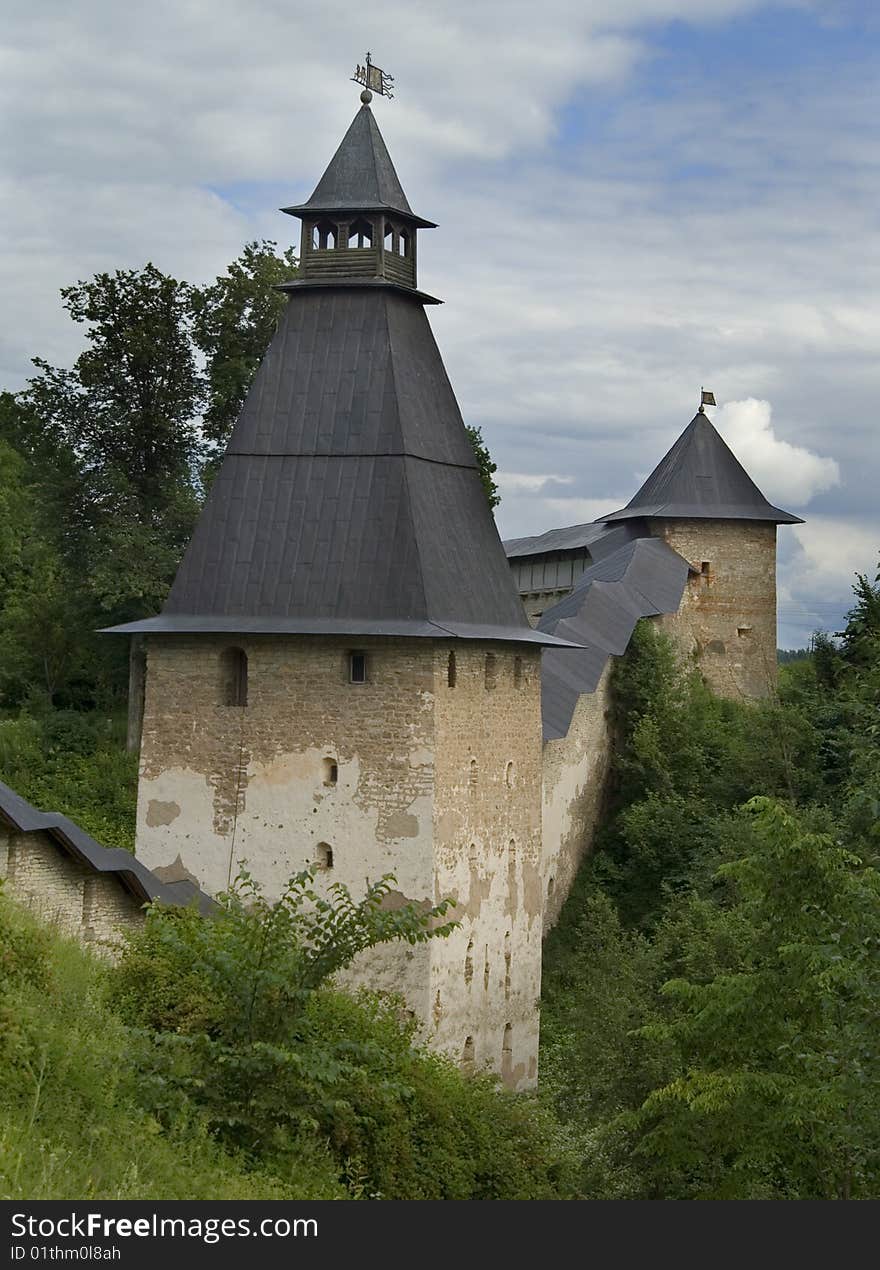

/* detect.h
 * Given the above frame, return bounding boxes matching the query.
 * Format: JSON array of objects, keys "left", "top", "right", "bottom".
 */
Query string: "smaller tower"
[{"left": 602, "top": 398, "right": 802, "bottom": 697}]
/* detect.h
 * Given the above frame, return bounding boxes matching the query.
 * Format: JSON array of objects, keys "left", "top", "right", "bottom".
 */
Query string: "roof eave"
[
  {"left": 100, "top": 614, "right": 587, "bottom": 648},
  {"left": 599, "top": 505, "right": 804, "bottom": 525},
  {"left": 281, "top": 203, "right": 437, "bottom": 230},
  {"left": 274, "top": 278, "right": 442, "bottom": 305}
]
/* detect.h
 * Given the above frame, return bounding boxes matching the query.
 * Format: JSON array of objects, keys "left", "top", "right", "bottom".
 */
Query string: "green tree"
[
  {"left": 111, "top": 868, "right": 456, "bottom": 1152},
  {"left": 0, "top": 440, "right": 94, "bottom": 706},
  {"left": 191, "top": 240, "right": 298, "bottom": 453},
  {"left": 19, "top": 265, "right": 203, "bottom": 610},
  {"left": 631, "top": 798, "right": 880, "bottom": 1199},
  {"left": 465, "top": 423, "right": 500, "bottom": 510}
]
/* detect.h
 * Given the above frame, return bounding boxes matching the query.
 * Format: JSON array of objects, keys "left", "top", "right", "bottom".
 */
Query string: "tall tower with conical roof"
[
  {"left": 110, "top": 95, "right": 576, "bottom": 1088},
  {"left": 602, "top": 401, "right": 802, "bottom": 697}
]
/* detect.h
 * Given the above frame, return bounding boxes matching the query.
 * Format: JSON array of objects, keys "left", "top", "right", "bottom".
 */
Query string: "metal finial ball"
[{"left": 360, "top": 88, "right": 373, "bottom": 104}]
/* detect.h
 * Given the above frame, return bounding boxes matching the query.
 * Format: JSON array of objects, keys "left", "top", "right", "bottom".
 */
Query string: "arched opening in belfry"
[
  {"left": 348, "top": 217, "right": 373, "bottom": 248},
  {"left": 221, "top": 647, "right": 248, "bottom": 707},
  {"left": 398, "top": 226, "right": 409, "bottom": 257},
  {"left": 447, "top": 651, "right": 457, "bottom": 687},
  {"left": 312, "top": 220, "right": 337, "bottom": 250},
  {"left": 315, "top": 842, "right": 334, "bottom": 870},
  {"left": 384, "top": 221, "right": 395, "bottom": 253}
]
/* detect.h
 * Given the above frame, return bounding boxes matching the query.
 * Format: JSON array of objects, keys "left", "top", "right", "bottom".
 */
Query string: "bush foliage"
[
  {"left": 541, "top": 561, "right": 880, "bottom": 1199},
  {"left": 1, "top": 869, "right": 578, "bottom": 1200}
]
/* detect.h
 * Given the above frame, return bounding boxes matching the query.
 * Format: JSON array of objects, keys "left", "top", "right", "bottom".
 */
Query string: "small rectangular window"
[{"left": 349, "top": 651, "right": 367, "bottom": 683}]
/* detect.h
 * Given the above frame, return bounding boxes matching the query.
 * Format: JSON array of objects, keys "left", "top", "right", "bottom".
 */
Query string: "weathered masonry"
[{"left": 108, "top": 97, "right": 579, "bottom": 1090}]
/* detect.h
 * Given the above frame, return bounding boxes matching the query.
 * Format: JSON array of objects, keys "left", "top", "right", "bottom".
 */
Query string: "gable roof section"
[
  {"left": 0, "top": 779, "right": 215, "bottom": 913},
  {"left": 538, "top": 537, "right": 691, "bottom": 740},
  {"left": 282, "top": 104, "right": 436, "bottom": 228},
  {"left": 503, "top": 520, "right": 643, "bottom": 562},
  {"left": 602, "top": 412, "right": 803, "bottom": 524}
]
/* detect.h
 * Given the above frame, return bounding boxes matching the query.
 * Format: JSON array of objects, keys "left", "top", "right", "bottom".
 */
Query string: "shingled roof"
[
  {"left": 601, "top": 410, "right": 803, "bottom": 524},
  {"left": 282, "top": 103, "right": 436, "bottom": 229},
  {"left": 107, "top": 109, "right": 574, "bottom": 649},
  {"left": 538, "top": 537, "right": 691, "bottom": 740}
]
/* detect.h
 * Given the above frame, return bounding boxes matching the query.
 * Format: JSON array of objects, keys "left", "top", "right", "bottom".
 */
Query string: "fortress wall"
[
  {"left": 0, "top": 825, "right": 143, "bottom": 953},
  {"left": 540, "top": 663, "right": 614, "bottom": 933},
  {"left": 432, "top": 643, "right": 544, "bottom": 1090}
]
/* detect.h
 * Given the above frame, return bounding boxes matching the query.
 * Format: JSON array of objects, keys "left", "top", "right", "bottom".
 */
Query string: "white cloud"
[
  {"left": 791, "top": 518, "right": 878, "bottom": 589},
  {"left": 0, "top": 0, "right": 876, "bottom": 635},
  {"left": 496, "top": 472, "right": 575, "bottom": 493},
  {"left": 713, "top": 398, "right": 840, "bottom": 507},
  {"left": 773, "top": 515, "right": 878, "bottom": 645},
  {"left": 495, "top": 494, "right": 631, "bottom": 540}
]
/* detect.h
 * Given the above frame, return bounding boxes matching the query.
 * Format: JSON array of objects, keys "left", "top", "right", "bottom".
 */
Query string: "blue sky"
[{"left": 0, "top": 0, "right": 877, "bottom": 646}]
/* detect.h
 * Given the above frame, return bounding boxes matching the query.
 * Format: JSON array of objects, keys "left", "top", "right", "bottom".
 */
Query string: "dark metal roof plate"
[
  {"left": 538, "top": 537, "right": 690, "bottom": 740},
  {"left": 106, "top": 289, "right": 579, "bottom": 650},
  {"left": 602, "top": 413, "right": 803, "bottom": 524},
  {"left": 282, "top": 105, "right": 435, "bottom": 228}
]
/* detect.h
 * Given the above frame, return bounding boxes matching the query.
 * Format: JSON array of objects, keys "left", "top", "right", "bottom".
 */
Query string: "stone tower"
[
  {"left": 602, "top": 404, "right": 802, "bottom": 697},
  {"left": 108, "top": 99, "right": 578, "bottom": 1088}
]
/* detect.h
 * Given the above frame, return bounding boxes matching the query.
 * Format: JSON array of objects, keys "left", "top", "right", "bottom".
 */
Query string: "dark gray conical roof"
[
  {"left": 106, "top": 288, "right": 571, "bottom": 646},
  {"left": 282, "top": 104, "right": 436, "bottom": 228},
  {"left": 601, "top": 410, "right": 803, "bottom": 524},
  {"left": 106, "top": 103, "right": 578, "bottom": 647}
]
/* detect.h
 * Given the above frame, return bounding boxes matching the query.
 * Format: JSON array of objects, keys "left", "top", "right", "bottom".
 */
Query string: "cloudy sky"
[{"left": 2, "top": 0, "right": 877, "bottom": 646}]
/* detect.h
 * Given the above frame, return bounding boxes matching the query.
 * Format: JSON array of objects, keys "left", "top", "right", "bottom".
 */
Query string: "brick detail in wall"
[
  {"left": 135, "top": 634, "right": 545, "bottom": 1090},
  {"left": 648, "top": 518, "right": 778, "bottom": 699},
  {"left": 0, "top": 827, "right": 145, "bottom": 956}
]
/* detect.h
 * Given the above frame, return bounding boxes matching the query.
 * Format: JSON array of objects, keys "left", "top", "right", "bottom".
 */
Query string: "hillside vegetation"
[
  {"left": 1, "top": 250, "right": 877, "bottom": 1200},
  {"left": 541, "top": 565, "right": 880, "bottom": 1199},
  {"left": 0, "top": 871, "right": 578, "bottom": 1200}
]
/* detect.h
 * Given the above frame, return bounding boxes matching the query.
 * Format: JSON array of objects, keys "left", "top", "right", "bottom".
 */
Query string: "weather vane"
[
  {"left": 699, "top": 388, "right": 716, "bottom": 413},
  {"left": 352, "top": 52, "right": 394, "bottom": 103}
]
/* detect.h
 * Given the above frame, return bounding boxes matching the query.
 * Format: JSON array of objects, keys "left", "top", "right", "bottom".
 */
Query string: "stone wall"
[
  {"left": 137, "top": 634, "right": 437, "bottom": 1010},
  {"left": 648, "top": 518, "right": 778, "bottom": 698},
  {"left": 0, "top": 826, "right": 144, "bottom": 952},
  {"left": 431, "top": 643, "right": 544, "bottom": 1089},
  {"left": 541, "top": 663, "right": 614, "bottom": 933},
  {"left": 136, "top": 634, "right": 545, "bottom": 1088}
]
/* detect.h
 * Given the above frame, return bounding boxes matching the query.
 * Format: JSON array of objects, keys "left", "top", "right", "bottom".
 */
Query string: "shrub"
[
  {"left": 0, "top": 888, "right": 343, "bottom": 1200},
  {"left": 109, "top": 868, "right": 578, "bottom": 1198}
]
